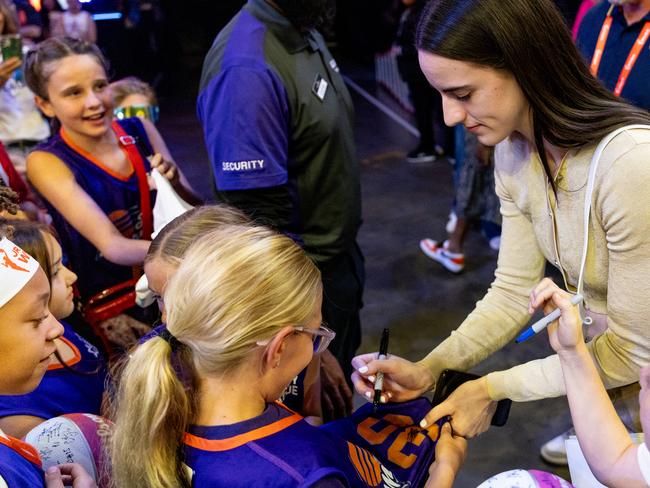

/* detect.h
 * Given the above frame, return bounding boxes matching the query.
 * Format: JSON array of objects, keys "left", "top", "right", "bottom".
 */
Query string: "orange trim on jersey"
[
  {"left": 273, "top": 399, "right": 300, "bottom": 415},
  {"left": 47, "top": 335, "right": 82, "bottom": 371},
  {"left": 183, "top": 409, "right": 303, "bottom": 452},
  {"left": 0, "top": 435, "right": 42, "bottom": 467},
  {"left": 347, "top": 442, "right": 382, "bottom": 487},
  {"left": 60, "top": 128, "right": 134, "bottom": 182}
]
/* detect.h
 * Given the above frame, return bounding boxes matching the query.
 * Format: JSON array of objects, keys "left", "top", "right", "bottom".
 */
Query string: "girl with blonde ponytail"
[
  {"left": 141, "top": 204, "right": 323, "bottom": 421},
  {"left": 112, "top": 223, "right": 455, "bottom": 488},
  {"left": 111, "top": 225, "right": 326, "bottom": 487}
]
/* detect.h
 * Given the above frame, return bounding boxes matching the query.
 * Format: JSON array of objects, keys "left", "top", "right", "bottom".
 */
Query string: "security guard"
[{"left": 198, "top": 0, "right": 363, "bottom": 420}]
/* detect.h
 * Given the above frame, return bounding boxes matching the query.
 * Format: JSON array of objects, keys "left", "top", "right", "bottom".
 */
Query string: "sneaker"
[
  {"left": 407, "top": 148, "right": 436, "bottom": 163},
  {"left": 540, "top": 428, "right": 574, "bottom": 466},
  {"left": 419, "top": 239, "right": 465, "bottom": 273}
]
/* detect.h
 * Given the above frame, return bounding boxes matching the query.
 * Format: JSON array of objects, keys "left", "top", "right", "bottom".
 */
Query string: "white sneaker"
[
  {"left": 540, "top": 428, "right": 574, "bottom": 466},
  {"left": 419, "top": 239, "right": 465, "bottom": 273}
]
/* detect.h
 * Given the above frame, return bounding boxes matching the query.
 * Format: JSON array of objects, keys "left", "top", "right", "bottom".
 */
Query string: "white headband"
[{"left": 0, "top": 237, "right": 40, "bottom": 308}]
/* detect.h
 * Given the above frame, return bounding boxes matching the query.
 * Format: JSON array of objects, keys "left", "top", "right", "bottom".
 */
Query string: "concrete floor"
[{"left": 158, "top": 62, "right": 572, "bottom": 487}]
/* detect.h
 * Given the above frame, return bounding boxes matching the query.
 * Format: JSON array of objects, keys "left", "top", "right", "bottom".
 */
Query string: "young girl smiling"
[
  {"left": 0, "top": 220, "right": 107, "bottom": 439},
  {"left": 0, "top": 185, "right": 95, "bottom": 487},
  {"left": 24, "top": 38, "right": 199, "bottom": 346}
]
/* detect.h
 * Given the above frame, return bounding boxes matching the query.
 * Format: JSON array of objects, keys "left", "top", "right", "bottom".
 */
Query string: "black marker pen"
[{"left": 373, "top": 328, "right": 390, "bottom": 412}]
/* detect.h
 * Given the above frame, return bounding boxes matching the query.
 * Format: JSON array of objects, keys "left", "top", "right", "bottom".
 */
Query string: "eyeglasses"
[
  {"left": 113, "top": 104, "right": 160, "bottom": 123},
  {"left": 293, "top": 323, "right": 336, "bottom": 354},
  {"left": 256, "top": 323, "right": 336, "bottom": 354}
]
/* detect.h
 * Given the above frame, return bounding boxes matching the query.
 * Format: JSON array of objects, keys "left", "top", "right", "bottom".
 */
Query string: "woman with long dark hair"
[{"left": 353, "top": 0, "right": 650, "bottom": 441}]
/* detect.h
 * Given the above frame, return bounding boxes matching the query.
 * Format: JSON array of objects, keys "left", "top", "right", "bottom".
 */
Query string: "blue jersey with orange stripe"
[
  {"left": 34, "top": 118, "right": 154, "bottom": 301},
  {"left": 322, "top": 398, "right": 444, "bottom": 487},
  {"left": 0, "top": 433, "right": 44, "bottom": 487},
  {"left": 0, "top": 321, "right": 106, "bottom": 420},
  {"left": 184, "top": 401, "right": 438, "bottom": 487},
  {"left": 185, "top": 399, "right": 439, "bottom": 488}
]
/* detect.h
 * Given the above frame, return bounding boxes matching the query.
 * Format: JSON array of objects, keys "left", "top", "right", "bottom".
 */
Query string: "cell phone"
[
  {"left": 432, "top": 369, "right": 512, "bottom": 427},
  {"left": 0, "top": 35, "right": 22, "bottom": 62}
]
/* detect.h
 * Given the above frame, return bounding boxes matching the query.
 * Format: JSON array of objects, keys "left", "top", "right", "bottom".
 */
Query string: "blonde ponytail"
[
  {"left": 111, "top": 224, "right": 321, "bottom": 487},
  {"left": 111, "top": 337, "right": 196, "bottom": 488}
]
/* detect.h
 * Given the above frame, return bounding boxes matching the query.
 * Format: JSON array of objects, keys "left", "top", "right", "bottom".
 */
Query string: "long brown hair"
[{"left": 416, "top": 0, "right": 650, "bottom": 181}]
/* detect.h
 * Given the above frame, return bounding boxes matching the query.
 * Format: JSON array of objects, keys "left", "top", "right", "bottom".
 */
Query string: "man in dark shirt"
[
  {"left": 198, "top": 0, "right": 362, "bottom": 419},
  {"left": 576, "top": 0, "right": 650, "bottom": 110}
]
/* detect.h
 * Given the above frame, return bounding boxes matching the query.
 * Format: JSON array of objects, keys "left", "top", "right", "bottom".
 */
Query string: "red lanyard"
[
  {"left": 590, "top": 6, "right": 650, "bottom": 97},
  {"left": 111, "top": 121, "right": 153, "bottom": 241}
]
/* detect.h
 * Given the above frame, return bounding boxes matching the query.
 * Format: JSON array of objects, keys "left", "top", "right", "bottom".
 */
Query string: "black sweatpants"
[{"left": 318, "top": 242, "right": 365, "bottom": 381}]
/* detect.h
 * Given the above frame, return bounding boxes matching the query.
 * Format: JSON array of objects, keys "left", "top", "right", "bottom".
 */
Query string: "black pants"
[
  {"left": 318, "top": 242, "right": 365, "bottom": 380},
  {"left": 406, "top": 72, "right": 454, "bottom": 155}
]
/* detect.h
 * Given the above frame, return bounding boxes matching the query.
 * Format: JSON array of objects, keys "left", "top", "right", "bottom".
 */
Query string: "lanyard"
[
  {"left": 590, "top": 6, "right": 650, "bottom": 97},
  {"left": 111, "top": 120, "right": 153, "bottom": 241}
]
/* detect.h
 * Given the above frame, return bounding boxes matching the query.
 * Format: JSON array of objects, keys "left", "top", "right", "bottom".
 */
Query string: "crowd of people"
[{"left": 0, "top": 0, "right": 649, "bottom": 486}]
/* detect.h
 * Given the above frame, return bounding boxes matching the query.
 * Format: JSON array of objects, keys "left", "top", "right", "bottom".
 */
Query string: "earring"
[{"left": 275, "top": 360, "right": 280, "bottom": 368}]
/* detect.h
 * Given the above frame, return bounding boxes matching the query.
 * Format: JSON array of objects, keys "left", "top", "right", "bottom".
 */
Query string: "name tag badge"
[{"left": 312, "top": 75, "right": 328, "bottom": 102}]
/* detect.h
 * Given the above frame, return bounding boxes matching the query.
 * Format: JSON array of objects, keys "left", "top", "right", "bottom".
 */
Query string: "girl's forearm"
[
  {"left": 101, "top": 237, "right": 150, "bottom": 266},
  {"left": 559, "top": 345, "right": 643, "bottom": 486}
]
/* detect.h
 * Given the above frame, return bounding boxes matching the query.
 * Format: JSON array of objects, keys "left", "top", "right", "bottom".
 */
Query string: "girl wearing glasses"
[
  {"left": 111, "top": 225, "right": 337, "bottom": 487},
  {"left": 140, "top": 204, "right": 324, "bottom": 422},
  {"left": 111, "top": 224, "right": 463, "bottom": 487}
]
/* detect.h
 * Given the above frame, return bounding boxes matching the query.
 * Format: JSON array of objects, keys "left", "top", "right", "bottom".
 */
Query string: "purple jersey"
[
  {"left": 0, "top": 434, "right": 44, "bottom": 487},
  {"left": 34, "top": 118, "right": 154, "bottom": 300},
  {"left": 0, "top": 321, "right": 106, "bottom": 419},
  {"left": 322, "top": 399, "right": 444, "bottom": 487},
  {"left": 184, "top": 402, "right": 429, "bottom": 487}
]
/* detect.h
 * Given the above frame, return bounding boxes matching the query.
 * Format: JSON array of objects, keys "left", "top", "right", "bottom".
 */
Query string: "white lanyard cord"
[{"left": 578, "top": 124, "right": 650, "bottom": 325}]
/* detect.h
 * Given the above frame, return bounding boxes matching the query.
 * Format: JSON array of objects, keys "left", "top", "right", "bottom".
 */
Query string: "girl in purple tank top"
[
  {"left": 22, "top": 38, "right": 199, "bottom": 349},
  {"left": 0, "top": 190, "right": 95, "bottom": 487},
  {"left": 0, "top": 220, "right": 107, "bottom": 440}
]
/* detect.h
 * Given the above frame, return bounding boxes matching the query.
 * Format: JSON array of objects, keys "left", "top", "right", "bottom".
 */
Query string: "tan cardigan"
[{"left": 421, "top": 127, "right": 650, "bottom": 401}]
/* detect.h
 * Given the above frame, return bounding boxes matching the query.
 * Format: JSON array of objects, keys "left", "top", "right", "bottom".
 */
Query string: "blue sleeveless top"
[
  {"left": 34, "top": 118, "right": 154, "bottom": 300},
  {"left": 0, "top": 435, "right": 44, "bottom": 487},
  {"left": 183, "top": 401, "right": 436, "bottom": 487},
  {"left": 0, "top": 321, "right": 106, "bottom": 420}
]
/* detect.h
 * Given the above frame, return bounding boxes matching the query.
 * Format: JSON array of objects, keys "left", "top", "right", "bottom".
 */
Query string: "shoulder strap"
[
  {"left": 578, "top": 124, "right": 650, "bottom": 324},
  {"left": 112, "top": 120, "right": 153, "bottom": 240},
  {"left": 117, "top": 116, "right": 154, "bottom": 157}
]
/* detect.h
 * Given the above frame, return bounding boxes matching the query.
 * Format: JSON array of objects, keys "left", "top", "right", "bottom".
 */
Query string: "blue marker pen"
[{"left": 516, "top": 294, "right": 584, "bottom": 343}]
